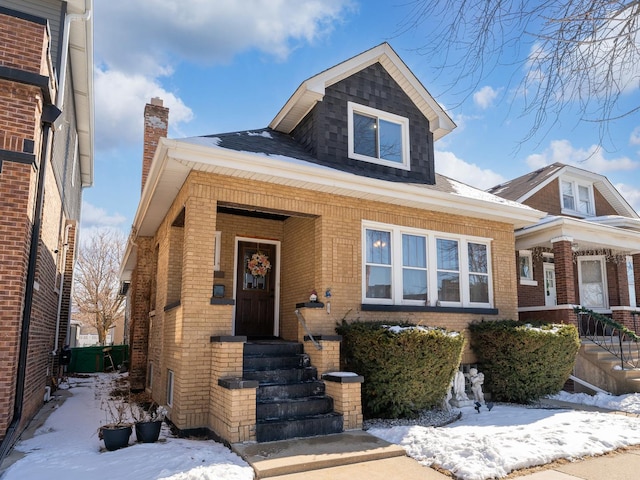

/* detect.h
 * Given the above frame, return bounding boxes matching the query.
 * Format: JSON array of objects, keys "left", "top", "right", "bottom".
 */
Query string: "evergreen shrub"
[
  {"left": 336, "top": 320, "right": 464, "bottom": 418},
  {"left": 469, "top": 320, "right": 580, "bottom": 403}
]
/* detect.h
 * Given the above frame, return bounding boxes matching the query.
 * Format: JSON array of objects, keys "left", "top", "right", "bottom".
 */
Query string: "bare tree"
[
  {"left": 73, "top": 230, "right": 126, "bottom": 345},
  {"left": 401, "top": 0, "right": 640, "bottom": 142}
]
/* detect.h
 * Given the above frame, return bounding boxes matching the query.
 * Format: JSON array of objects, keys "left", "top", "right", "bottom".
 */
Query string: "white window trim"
[
  {"left": 560, "top": 177, "right": 595, "bottom": 217},
  {"left": 577, "top": 255, "right": 609, "bottom": 309},
  {"left": 166, "top": 369, "right": 174, "bottom": 407},
  {"left": 347, "top": 102, "right": 410, "bottom": 170},
  {"left": 361, "top": 221, "right": 493, "bottom": 308},
  {"left": 519, "top": 250, "right": 537, "bottom": 286}
]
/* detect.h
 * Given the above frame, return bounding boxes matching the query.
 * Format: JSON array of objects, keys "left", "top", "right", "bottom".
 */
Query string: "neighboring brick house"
[
  {"left": 121, "top": 43, "right": 544, "bottom": 444},
  {"left": 0, "top": 0, "right": 93, "bottom": 457},
  {"left": 488, "top": 163, "right": 640, "bottom": 329}
]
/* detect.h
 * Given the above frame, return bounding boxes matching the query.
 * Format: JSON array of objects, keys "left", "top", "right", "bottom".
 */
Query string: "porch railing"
[
  {"left": 294, "top": 309, "right": 322, "bottom": 350},
  {"left": 574, "top": 307, "right": 640, "bottom": 370}
]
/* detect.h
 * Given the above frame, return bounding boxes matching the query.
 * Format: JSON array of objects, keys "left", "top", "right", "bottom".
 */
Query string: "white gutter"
[
  {"left": 56, "top": 3, "right": 92, "bottom": 110},
  {"left": 52, "top": 223, "right": 73, "bottom": 356}
]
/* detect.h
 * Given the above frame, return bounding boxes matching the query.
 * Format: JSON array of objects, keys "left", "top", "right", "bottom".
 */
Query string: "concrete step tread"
[{"left": 232, "top": 431, "right": 407, "bottom": 478}]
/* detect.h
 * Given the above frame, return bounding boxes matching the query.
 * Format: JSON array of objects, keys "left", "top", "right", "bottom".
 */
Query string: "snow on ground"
[{"left": 4, "top": 373, "right": 640, "bottom": 480}]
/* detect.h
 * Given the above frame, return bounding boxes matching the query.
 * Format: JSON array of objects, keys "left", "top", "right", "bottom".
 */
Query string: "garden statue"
[
  {"left": 442, "top": 378, "right": 453, "bottom": 411},
  {"left": 467, "top": 367, "right": 485, "bottom": 404},
  {"left": 453, "top": 370, "right": 468, "bottom": 401}
]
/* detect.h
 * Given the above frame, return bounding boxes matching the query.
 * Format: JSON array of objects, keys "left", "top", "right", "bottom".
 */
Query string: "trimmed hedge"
[
  {"left": 469, "top": 320, "right": 580, "bottom": 403},
  {"left": 336, "top": 320, "right": 464, "bottom": 418}
]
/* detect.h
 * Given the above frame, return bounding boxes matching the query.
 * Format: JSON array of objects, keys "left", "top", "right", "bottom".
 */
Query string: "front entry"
[
  {"left": 235, "top": 241, "right": 276, "bottom": 337},
  {"left": 544, "top": 263, "right": 557, "bottom": 307}
]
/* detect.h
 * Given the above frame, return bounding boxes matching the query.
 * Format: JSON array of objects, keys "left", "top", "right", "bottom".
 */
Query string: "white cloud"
[
  {"left": 93, "top": 0, "right": 354, "bottom": 152},
  {"left": 615, "top": 183, "right": 640, "bottom": 214},
  {"left": 95, "top": 68, "right": 193, "bottom": 151},
  {"left": 81, "top": 201, "right": 127, "bottom": 229},
  {"left": 435, "top": 150, "right": 506, "bottom": 190},
  {"left": 473, "top": 86, "right": 500, "bottom": 109},
  {"left": 630, "top": 127, "right": 640, "bottom": 146},
  {"left": 525, "top": 139, "right": 639, "bottom": 172}
]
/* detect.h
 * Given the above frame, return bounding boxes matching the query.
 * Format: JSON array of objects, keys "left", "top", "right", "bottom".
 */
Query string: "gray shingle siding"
[{"left": 291, "top": 62, "right": 436, "bottom": 185}]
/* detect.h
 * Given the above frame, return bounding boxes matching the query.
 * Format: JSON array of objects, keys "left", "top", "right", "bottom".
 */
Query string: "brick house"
[
  {"left": 488, "top": 163, "right": 640, "bottom": 329},
  {"left": 121, "top": 43, "right": 544, "bottom": 444},
  {"left": 0, "top": 0, "right": 93, "bottom": 457}
]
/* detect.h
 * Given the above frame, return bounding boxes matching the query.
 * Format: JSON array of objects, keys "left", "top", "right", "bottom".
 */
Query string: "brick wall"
[{"left": 142, "top": 99, "right": 168, "bottom": 193}]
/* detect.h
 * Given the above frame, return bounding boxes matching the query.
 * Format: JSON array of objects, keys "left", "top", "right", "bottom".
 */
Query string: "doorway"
[
  {"left": 544, "top": 263, "right": 557, "bottom": 307},
  {"left": 234, "top": 240, "right": 279, "bottom": 337}
]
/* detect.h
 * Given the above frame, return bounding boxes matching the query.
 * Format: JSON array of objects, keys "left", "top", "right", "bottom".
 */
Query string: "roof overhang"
[
  {"left": 268, "top": 43, "right": 456, "bottom": 141},
  {"left": 516, "top": 215, "right": 640, "bottom": 253},
  {"left": 67, "top": 0, "right": 94, "bottom": 187},
  {"left": 120, "top": 138, "right": 545, "bottom": 279}
]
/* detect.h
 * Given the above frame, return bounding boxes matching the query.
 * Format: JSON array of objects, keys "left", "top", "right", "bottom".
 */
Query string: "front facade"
[
  {"left": 0, "top": 0, "right": 93, "bottom": 454},
  {"left": 489, "top": 163, "right": 640, "bottom": 330},
  {"left": 122, "top": 44, "right": 544, "bottom": 443}
]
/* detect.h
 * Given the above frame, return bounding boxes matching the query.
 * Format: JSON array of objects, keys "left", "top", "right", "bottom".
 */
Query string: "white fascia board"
[
  {"left": 515, "top": 216, "right": 640, "bottom": 251},
  {"left": 167, "top": 140, "right": 543, "bottom": 226}
]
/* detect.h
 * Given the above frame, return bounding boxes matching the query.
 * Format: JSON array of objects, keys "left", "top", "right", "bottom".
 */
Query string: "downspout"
[
  {"left": 0, "top": 104, "right": 62, "bottom": 464},
  {"left": 56, "top": 5, "right": 92, "bottom": 110}
]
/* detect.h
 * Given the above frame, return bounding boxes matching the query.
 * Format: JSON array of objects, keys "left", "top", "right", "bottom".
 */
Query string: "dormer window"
[
  {"left": 348, "top": 102, "right": 410, "bottom": 169},
  {"left": 560, "top": 178, "right": 594, "bottom": 216}
]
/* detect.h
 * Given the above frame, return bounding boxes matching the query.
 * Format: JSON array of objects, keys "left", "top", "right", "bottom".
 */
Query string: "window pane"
[
  {"left": 438, "top": 272, "right": 460, "bottom": 302},
  {"left": 437, "top": 239, "right": 459, "bottom": 270},
  {"left": 581, "top": 260, "right": 602, "bottom": 283},
  {"left": 353, "top": 113, "right": 377, "bottom": 158},
  {"left": 366, "top": 230, "right": 391, "bottom": 265},
  {"left": 519, "top": 256, "right": 531, "bottom": 279},
  {"left": 469, "top": 275, "right": 489, "bottom": 303},
  {"left": 468, "top": 243, "right": 487, "bottom": 273},
  {"left": 366, "top": 266, "right": 391, "bottom": 298},
  {"left": 402, "top": 234, "right": 426, "bottom": 267},
  {"left": 403, "top": 269, "right": 427, "bottom": 301},
  {"left": 580, "top": 260, "right": 604, "bottom": 307},
  {"left": 578, "top": 185, "right": 591, "bottom": 213},
  {"left": 379, "top": 119, "right": 402, "bottom": 163},
  {"left": 562, "top": 181, "right": 575, "bottom": 210}
]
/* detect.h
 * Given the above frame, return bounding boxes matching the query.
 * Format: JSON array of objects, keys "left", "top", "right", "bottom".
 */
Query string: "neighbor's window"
[
  {"left": 166, "top": 369, "right": 174, "bottom": 407},
  {"left": 348, "top": 102, "right": 409, "bottom": 169},
  {"left": 518, "top": 250, "right": 536, "bottom": 285},
  {"left": 363, "top": 222, "right": 493, "bottom": 307},
  {"left": 561, "top": 178, "right": 594, "bottom": 215},
  {"left": 578, "top": 256, "right": 608, "bottom": 308},
  {"left": 627, "top": 256, "right": 637, "bottom": 308}
]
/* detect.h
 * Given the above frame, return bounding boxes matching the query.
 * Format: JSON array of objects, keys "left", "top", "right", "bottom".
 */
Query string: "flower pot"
[
  {"left": 100, "top": 425, "right": 132, "bottom": 451},
  {"left": 135, "top": 420, "right": 162, "bottom": 443}
]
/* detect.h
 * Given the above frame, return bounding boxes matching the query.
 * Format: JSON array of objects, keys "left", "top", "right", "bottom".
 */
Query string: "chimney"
[{"left": 142, "top": 97, "right": 169, "bottom": 192}]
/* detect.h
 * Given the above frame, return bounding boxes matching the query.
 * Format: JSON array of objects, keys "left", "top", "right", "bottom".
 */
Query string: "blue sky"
[{"left": 84, "top": 0, "right": 640, "bottom": 237}]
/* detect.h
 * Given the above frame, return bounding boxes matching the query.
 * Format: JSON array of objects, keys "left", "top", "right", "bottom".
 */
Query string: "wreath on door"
[{"left": 247, "top": 251, "right": 271, "bottom": 277}]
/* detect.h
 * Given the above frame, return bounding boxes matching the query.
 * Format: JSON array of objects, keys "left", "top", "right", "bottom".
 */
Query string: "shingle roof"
[{"left": 487, "top": 163, "right": 565, "bottom": 201}]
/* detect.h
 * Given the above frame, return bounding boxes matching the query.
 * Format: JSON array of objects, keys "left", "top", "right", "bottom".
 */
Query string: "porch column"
[
  {"left": 615, "top": 260, "right": 630, "bottom": 307},
  {"left": 633, "top": 254, "right": 640, "bottom": 307},
  {"left": 551, "top": 237, "right": 576, "bottom": 305}
]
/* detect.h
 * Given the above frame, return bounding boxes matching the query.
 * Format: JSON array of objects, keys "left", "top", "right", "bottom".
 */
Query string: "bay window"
[{"left": 363, "top": 222, "right": 493, "bottom": 307}]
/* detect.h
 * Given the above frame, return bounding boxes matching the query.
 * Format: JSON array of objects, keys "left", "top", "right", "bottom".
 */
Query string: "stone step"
[
  {"left": 257, "top": 380, "right": 326, "bottom": 401},
  {"left": 244, "top": 354, "right": 310, "bottom": 371},
  {"left": 255, "top": 412, "right": 343, "bottom": 443},
  {"left": 231, "top": 431, "right": 407, "bottom": 478},
  {"left": 244, "top": 341, "right": 303, "bottom": 357},
  {"left": 257, "top": 396, "right": 334, "bottom": 421},
  {"left": 244, "top": 366, "right": 317, "bottom": 385}
]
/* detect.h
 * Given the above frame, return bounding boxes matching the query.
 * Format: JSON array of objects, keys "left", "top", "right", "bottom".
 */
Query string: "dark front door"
[{"left": 235, "top": 241, "right": 276, "bottom": 337}]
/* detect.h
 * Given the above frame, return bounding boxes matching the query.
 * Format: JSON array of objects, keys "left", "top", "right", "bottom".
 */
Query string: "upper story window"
[
  {"left": 560, "top": 178, "right": 594, "bottom": 216},
  {"left": 363, "top": 221, "right": 493, "bottom": 308},
  {"left": 348, "top": 102, "right": 410, "bottom": 170}
]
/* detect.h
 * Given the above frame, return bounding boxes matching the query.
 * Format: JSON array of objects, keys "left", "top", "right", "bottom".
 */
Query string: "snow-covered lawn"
[{"left": 3, "top": 373, "right": 640, "bottom": 480}]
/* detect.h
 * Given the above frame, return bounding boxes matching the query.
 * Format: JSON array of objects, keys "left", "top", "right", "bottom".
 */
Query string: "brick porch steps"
[{"left": 244, "top": 340, "right": 343, "bottom": 442}]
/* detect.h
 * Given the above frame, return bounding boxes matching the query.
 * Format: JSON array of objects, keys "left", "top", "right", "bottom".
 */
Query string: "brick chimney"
[{"left": 142, "top": 97, "right": 169, "bottom": 192}]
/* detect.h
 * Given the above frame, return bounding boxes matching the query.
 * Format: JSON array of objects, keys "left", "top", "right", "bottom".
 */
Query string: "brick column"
[
  {"left": 551, "top": 237, "right": 576, "bottom": 305},
  {"left": 615, "top": 260, "right": 630, "bottom": 307},
  {"left": 303, "top": 335, "right": 342, "bottom": 377},
  {"left": 209, "top": 337, "right": 256, "bottom": 443},
  {"left": 633, "top": 254, "right": 640, "bottom": 307},
  {"left": 323, "top": 373, "right": 364, "bottom": 431}
]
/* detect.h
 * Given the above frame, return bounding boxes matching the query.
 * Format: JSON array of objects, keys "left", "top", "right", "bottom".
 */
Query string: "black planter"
[
  {"left": 101, "top": 425, "right": 132, "bottom": 451},
  {"left": 135, "top": 420, "right": 162, "bottom": 443}
]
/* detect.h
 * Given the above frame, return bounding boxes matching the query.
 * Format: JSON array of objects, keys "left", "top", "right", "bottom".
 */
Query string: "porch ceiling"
[{"left": 515, "top": 216, "right": 640, "bottom": 253}]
